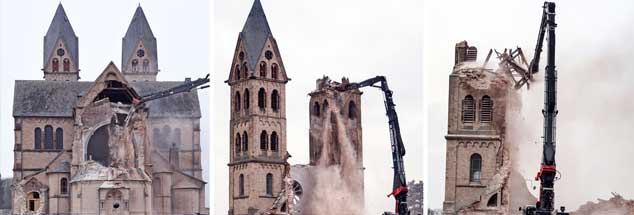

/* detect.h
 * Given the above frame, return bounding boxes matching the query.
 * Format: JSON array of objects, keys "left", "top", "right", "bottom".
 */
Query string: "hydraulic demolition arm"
[
  {"left": 133, "top": 74, "right": 210, "bottom": 107},
  {"left": 335, "top": 76, "right": 409, "bottom": 215},
  {"left": 523, "top": 2, "right": 568, "bottom": 215}
]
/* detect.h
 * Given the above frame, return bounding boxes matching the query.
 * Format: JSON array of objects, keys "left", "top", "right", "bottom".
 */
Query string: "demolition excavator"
[
  {"left": 133, "top": 74, "right": 210, "bottom": 107},
  {"left": 523, "top": 2, "right": 568, "bottom": 215},
  {"left": 335, "top": 76, "right": 409, "bottom": 215}
]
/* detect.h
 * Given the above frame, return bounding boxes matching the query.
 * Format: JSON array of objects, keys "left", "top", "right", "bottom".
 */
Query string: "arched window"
[
  {"left": 322, "top": 100, "right": 329, "bottom": 112},
  {"left": 271, "top": 63, "right": 279, "bottom": 80},
  {"left": 60, "top": 178, "right": 68, "bottom": 194},
  {"left": 258, "top": 88, "right": 266, "bottom": 110},
  {"left": 270, "top": 132, "right": 278, "bottom": 151},
  {"left": 266, "top": 173, "right": 273, "bottom": 195},
  {"left": 132, "top": 59, "right": 139, "bottom": 72},
  {"left": 469, "top": 153, "right": 482, "bottom": 183},
  {"left": 462, "top": 95, "right": 475, "bottom": 123},
  {"left": 239, "top": 174, "right": 245, "bottom": 196},
  {"left": 55, "top": 128, "right": 63, "bottom": 149},
  {"left": 313, "top": 102, "right": 320, "bottom": 116},
  {"left": 44, "top": 125, "right": 54, "bottom": 149},
  {"left": 162, "top": 125, "right": 171, "bottom": 148},
  {"left": 34, "top": 128, "right": 42, "bottom": 150},
  {"left": 235, "top": 133, "right": 242, "bottom": 154},
  {"left": 242, "top": 62, "right": 248, "bottom": 78},
  {"left": 260, "top": 131, "right": 268, "bottom": 150},
  {"left": 174, "top": 128, "right": 181, "bottom": 146},
  {"left": 260, "top": 61, "right": 267, "bottom": 78},
  {"left": 271, "top": 90, "right": 280, "bottom": 112},
  {"left": 480, "top": 95, "right": 493, "bottom": 123},
  {"left": 348, "top": 101, "right": 357, "bottom": 119},
  {"left": 63, "top": 58, "right": 70, "bottom": 72},
  {"left": 143, "top": 59, "right": 150, "bottom": 72},
  {"left": 26, "top": 192, "right": 40, "bottom": 211},
  {"left": 487, "top": 193, "right": 498, "bottom": 207},
  {"left": 153, "top": 128, "right": 160, "bottom": 148},
  {"left": 242, "top": 131, "right": 249, "bottom": 151},
  {"left": 244, "top": 89, "right": 250, "bottom": 111},
  {"left": 235, "top": 91, "right": 241, "bottom": 113},
  {"left": 235, "top": 65, "right": 241, "bottom": 80},
  {"left": 52, "top": 58, "right": 59, "bottom": 72}
]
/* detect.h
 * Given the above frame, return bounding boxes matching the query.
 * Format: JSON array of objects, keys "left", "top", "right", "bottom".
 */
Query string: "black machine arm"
[
  {"left": 524, "top": 2, "right": 567, "bottom": 215},
  {"left": 133, "top": 74, "right": 210, "bottom": 106},
  {"left": 336, "top": 76, "right": 409, "bottom": 215}
]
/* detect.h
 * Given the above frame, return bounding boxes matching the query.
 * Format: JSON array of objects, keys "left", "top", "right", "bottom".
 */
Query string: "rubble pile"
[{"left": 572, "top": 193, "right": 634, "bottom": 215}]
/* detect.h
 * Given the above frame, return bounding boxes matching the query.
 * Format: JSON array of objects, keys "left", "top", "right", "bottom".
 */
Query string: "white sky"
[
  {"left": 212, "top": 0, "right": 423, "bottom": 214},
  {"left": 0, "top": 0, "right": 210, "bottom": 206},
  {"left": 424, "top": 0, "right": 634, "bottom": 211}
]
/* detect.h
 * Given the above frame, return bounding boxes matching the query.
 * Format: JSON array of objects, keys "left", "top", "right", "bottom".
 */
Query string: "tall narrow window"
[
  {"left": 260, "top": 131, "right": 268, "bottom": 150},
  {"left": 44, "top": 125, "right": 54, "bottom": 149},
  {"left": 34, "top": 128, "right": 42, "bottom": 150},
  {"left": 55, "top": 128, "right": 63, "bottom": 149},
  {"left": 462, "top": 95, "right": 475, "bottom": 123},
  {"left": 174, "top": 128, "right": 181, "bottom": 146},
  {"left": 271, "top": 63, "right": 279, "bottom": 80},
  {"left": 162, "top": 126, "right": 171, "bottom": 149},
  {"left": 271, "top": 90, "right": 280, "bottom": 112},
  {"left": 132, "top": 59, "right": 139, "bottom": 72},
  {"left": 60, "top": 178, "right": 68, "bottom": 194},
  {"left": 480, "top": 95, "right": 493, "bottom": 123},
  {"left": 235, "top": 133, "right": 242, "bottom": 154},
  {"left": 322, "top": 100, "right": 329, "bottom": 112},
  {"left": 143, "top": 59, "right": 150, "bottom": 72},
  {"left": 258, "top": 88, "right": 266, "bottom": 110},
  {"left": 239, "top": 174, "right": 245, "bottom": 196},
  {"left": 244, "top": 89, "right": 250, "bottom": 111},
  {"left": 270, "top": 132, "right": 279, "bottom": 151},
  {"left": 242, "top": 62, "right": 248, "bottom": 78},
  {"left": 266, "top": 173, "right": 273, "bottom": 195},
  {"left": 27, "top": 192, "right": 40, "bottom": 211},
  {"left": 470, "top": 153, "right": 482, "bottom": 183},
  {"left": 260, "top": 61, "right": 267, "bottom": 78},
  {"left": 242, "top": 131, "right": 249, "bottom": 151},
  {"left": 52, "top": 58, "right": 59, "bottom": 72},
  {"left": 63, "top": 58, "right": 70, "bottom": 72},
  {"left": 235, "top": 65, "right": 241, "bottom": 80},
  {"left": 235, "top": 92, "right": 241, "bottom": 113},
  {"left": 313, "top": 102, "right": 320, "bottom": 116},
  {"left": 153, "top": 128, "right": 160, "bottom": 148},
  {"left": 348, "top": 101, "right": 357, "bottom": 119}
]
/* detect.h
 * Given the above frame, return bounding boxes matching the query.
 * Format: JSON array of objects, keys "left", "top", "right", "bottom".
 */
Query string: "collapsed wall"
[{"left": 572, "top": 193, "right": 634, "bottom": 215}]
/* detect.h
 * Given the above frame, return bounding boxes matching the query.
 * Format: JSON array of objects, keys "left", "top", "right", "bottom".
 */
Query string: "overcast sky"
[
  {"left": 213, "top": 0, "right": 423, "bottom": 214},
  {"left": 0, "top": 0, "right": 210, "bottom": 206},
  {"left": 424, "top": 0, "right": 634, "bottom": 210}
]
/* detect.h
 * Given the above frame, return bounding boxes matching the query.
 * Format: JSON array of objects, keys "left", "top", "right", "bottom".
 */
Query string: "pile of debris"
[{"left": 572, "top": 193, "right": 634, "bottom": 215}]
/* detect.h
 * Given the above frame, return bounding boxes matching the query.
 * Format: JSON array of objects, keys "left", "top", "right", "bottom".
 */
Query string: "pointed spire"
[
  {"left": 44, "top": 3, "right": 78, "bottom": 68},
  {"left": 241, "top": 0, "right": 272, "bottom": 71},
  {"left": 122, "top": 5, "right": 157, "bottom": 68}
]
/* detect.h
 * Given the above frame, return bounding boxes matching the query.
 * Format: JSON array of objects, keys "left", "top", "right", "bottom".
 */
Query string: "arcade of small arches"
[
  {"left": 311, "top": 100, "right": 358, "bottom": 120},
  {"left": 33, "top": 125, "right": 64, "bottom": 150},
  {"left": 130, "top": 47, "right": 151, "bottom": 73},
  {"left": 234, "top": 51, "right": 280, "bottom": 81},
  {"left": 234, "top": 88, "right": 280, "bottom": 113},
  {"left": 234, "top": 130, "right": 280, "bottom": 155}
]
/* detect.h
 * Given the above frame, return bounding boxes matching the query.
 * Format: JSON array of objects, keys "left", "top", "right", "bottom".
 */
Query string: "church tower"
[
  {"left": 43, "top": 3, "right": 79, "bottom": 81},
  {"left": 227, "top": 1, "right": 290, "bottom": 214},
  {"left": 121, "top": 5, "right": 159, "bottom": 82}
]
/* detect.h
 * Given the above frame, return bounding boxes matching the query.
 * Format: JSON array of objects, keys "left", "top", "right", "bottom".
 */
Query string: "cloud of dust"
[
  {"left": 504, "top": 28, "right": 634, "bottom": 212},
  {"left": 305, "top": 99, "right": 365, "bottom": 214}
]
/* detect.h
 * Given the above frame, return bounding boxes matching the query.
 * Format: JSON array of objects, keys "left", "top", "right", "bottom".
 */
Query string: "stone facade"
[
  {"left": 10, "top": 4, "right": 206, "bottom": 215},
  {"left": 227, "top": 1, "right": 290, "bottom": 214}
]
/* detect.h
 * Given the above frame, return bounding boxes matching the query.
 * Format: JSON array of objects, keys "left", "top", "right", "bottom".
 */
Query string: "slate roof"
[
  {"left": 241, "top": 0, "right": 272, "bottom": 71},
  {"left": 13, "top": 80, "right": 200, "bottom": 118},
  {"left": 122, "top": 6, "right": 157, "bottom": 68},
  {"left": 43, "top": 3, "right": 78, "bottom": 67}
]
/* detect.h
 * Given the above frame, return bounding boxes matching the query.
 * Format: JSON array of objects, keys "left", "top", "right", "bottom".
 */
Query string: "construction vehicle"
[
  {"left": 522, "top": 2, "right": 568, "bottom": 215},
  {"left": 335, "top": 76, "right": 410, "bottom": 215}
]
